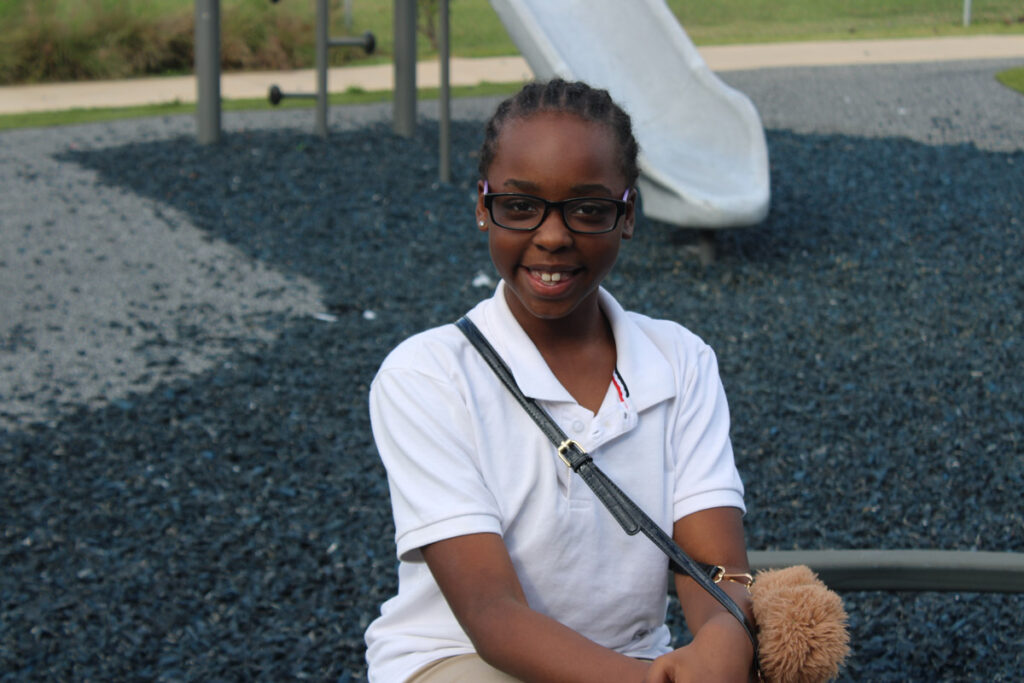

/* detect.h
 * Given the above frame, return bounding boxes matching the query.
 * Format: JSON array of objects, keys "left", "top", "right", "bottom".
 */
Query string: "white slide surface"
[{"left": 488, "top": 0, "right": 770, "bottom": 228}]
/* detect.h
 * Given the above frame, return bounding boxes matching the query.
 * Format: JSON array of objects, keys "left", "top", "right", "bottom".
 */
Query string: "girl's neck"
[
  {"left": 511, "top": 295, "right": 617, "bottom": 414},
  {"left": 506, "top": 288, "right": 610, "bottom": 354}
]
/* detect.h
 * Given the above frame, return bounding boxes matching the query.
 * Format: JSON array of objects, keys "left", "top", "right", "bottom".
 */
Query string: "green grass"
[
  {"left": 2, "top": 0, "right": 1022, "bottom": 85},
  {"left": 0, "top": 80, "right": 525, "bottom": 132},
  {"left": 667, "top": 0, "right": 1024, "bottom": 44},
  {"left": 996, "top": 67, "right": 1024, "bottom": 95}
]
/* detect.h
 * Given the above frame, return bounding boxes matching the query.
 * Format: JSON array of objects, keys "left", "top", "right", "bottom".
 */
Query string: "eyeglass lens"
[{"left": 490, "top": 195, "right": 621, "bottom": 233}]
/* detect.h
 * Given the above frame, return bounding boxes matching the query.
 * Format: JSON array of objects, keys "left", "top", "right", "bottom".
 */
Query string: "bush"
[{"left": 0, "top": 1, "right": 325, "bottom": 85}]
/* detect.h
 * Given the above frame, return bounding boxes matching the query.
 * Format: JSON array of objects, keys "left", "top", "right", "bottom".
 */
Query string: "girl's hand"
[{"left": 644, "top": 613, "right": 754, "bottom": 683}]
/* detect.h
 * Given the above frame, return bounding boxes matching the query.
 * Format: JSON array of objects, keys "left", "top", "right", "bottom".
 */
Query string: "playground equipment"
[
  {"left": 194, "top": 0, "right": 375, "bottom": 142},
  {"left": 267, "top": 0, "right": 376, "bottom": 138},
  {"left": 195, "top": 0, "right": 220, "bottom": 144},
  {"left": 487, "top": 0, "right": 770, "bottom": 240},
  {"left": 751, "top": 549, "right": 1024, "bottom": 592},
  {"left": 195, "top": 1, "right": 453, "bottom": 180},
  {"left": 391, "top": 0, "right": 454, "bottom": 182}
]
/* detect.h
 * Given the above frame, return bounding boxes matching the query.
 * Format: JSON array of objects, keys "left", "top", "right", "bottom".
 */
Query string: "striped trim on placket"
[{"left": 612, "top": 366, "right": 630, "bottom": 402}]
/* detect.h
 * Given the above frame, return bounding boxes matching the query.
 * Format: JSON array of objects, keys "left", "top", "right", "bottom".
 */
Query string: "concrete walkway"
[{"left": 1, "top": 35, "right": 1022, "bottom": 115}]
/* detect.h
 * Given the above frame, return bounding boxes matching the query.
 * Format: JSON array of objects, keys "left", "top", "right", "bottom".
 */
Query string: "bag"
[
  {"left": 750, "top": 565, "right": 850, "bottom": 683},
  {"left": 456, "top": 317, "right": 850, "bottom": 683}
]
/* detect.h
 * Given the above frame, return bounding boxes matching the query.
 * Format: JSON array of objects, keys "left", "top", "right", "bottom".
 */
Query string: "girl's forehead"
[
  {"left": 494, "top": 112, "right": 617, "bottom": 161},
  {"left": 501, "top": 110, "right": 609, "bottom": 138},
  {"left": 489, "top": 112, "right": 625, "bottom": 191}
]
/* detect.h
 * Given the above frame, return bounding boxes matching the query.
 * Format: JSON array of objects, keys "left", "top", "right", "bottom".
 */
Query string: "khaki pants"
[
  {"left": 407, "top": 653, "right": 652, "bottom": 682},
  {"left": 407, "top": 654, "right": 521, "bottom": 683}
]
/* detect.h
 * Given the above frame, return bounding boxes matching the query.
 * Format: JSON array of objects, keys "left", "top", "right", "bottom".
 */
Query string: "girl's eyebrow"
[
  {"left": 501, "top": 178, "right": 615, "bottom": 196},
  {"left": 501, "top": 178, "right": 541, "bottom": 193},
  {"left": 571, "top": 183, "right": 615, "bottom": 195}
]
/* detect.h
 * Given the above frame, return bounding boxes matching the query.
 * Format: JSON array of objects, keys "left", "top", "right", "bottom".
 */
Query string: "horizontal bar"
[
  {"left": 748, "top": 549, "right": 1024, "bottom": 593},
  {"left": 329, "top": 38, "right": 365, "bottom": 48},
  {"left": 328, "top": 31, "right": 375, "bottom": 52},
  {"left": 268, "top": 85, "right": 315, "bottom": 106}
]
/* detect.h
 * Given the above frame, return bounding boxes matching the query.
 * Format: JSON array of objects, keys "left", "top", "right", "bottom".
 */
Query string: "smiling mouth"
[{"left": 527, "top": 268, "right": 578, "bottom": 284}]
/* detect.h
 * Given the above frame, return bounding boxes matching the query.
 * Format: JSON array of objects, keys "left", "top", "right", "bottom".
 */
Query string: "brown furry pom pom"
[{"left": 750, "top": 565, "right": 850, "bottom": 683}]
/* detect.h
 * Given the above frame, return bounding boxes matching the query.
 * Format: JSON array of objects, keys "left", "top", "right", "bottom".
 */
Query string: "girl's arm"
[
  {"left": 422, "top": 532, "right": 652, "bottom": 683},
  {"left": 645, "top": 506, "right": 755, "bottom": 683}
]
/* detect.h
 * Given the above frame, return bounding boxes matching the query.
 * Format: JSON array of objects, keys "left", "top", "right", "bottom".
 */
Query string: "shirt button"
[{"left": 572, "top": 420, "right": 585, "bottom": 433}]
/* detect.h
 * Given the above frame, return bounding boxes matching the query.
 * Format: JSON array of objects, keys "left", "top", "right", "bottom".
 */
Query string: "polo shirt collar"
[
  {"left": 598, "top": 288, "right": 676, "bottom": 412},
  {"left": 477, "top": 281, "right": 676, "bottom": 411}
]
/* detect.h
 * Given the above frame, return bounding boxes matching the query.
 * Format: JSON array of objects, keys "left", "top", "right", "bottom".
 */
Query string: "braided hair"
[{"left": 478, "top": 79, "right": 639, "bottom": 186}]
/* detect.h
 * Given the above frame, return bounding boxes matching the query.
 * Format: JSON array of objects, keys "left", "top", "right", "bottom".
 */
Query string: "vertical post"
[
  {"left": 195, "top": 0, "right": 221, "bottom": 144},
  {"left": 393, "top": 0, "right": 417, "bottom": 137},
  {"left": 963, "top": 0, "right": 972, "bottom": 27},
  {"left": 344, "top": 0, "right": 354, "bottom": 30},
  {"left": 316, "top": 0, "right": 329, "bottom": 137},
  {"left": 438, "top": 0, "right": 451, "bottom": 183}
]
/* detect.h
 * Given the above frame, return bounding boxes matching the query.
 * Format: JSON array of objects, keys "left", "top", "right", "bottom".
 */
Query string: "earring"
[{"left": 479, "top": 220, "right": 485, "bottom": 227}]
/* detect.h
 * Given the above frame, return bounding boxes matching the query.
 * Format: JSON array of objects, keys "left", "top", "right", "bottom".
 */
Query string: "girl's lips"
[{"left": 523, "top": 267, "right": 580, "bottom": 294}]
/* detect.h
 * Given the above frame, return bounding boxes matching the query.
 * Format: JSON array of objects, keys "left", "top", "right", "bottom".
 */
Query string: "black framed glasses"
[{"left": 483, "top": 181, "right": 630, "bottom": 234}]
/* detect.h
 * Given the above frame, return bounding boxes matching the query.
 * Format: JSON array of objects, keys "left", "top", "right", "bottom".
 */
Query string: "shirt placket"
[{"left": 549, "top": 380, "right": 638, "bottom": 503}]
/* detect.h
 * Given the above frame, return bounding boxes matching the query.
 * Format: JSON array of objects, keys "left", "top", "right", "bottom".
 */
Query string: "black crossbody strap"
[{"left": 456, "top": 317, "right": 760, "bottom": 664}]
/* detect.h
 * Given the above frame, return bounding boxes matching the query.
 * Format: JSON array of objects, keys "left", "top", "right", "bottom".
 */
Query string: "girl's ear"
[
  {"left": 475, "top": 179, "right": 489, "bottom": 232},
  {"left": 621, "top": 187, "right": 637, "bottom": 240}
]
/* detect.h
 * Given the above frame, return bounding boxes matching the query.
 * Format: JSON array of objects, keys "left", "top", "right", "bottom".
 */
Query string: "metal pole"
[
  {"left": 393, "top": 0, "right": 417, "bottom": 137},
  {"left": 195, "top": 0, "right": 221, "bottom": 144},
  {"left": 963, "top": 0, "right": 972, "bottom": 27},
  {"left": 439, "top": 0, "right": 451, "bottom": 183},
  {"left": 344, "top": 0, "right": 354, "bottom": 30},
  {"left": 749, "top": 549, "right": 1024, "bottom": 593},
  {"left": 316, "top": 0, "right": 329, "bottom": 137}
]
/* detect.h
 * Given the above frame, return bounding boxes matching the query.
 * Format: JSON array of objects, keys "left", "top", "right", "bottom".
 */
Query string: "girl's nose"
[{"left": 531, "top": 207, "right": 573, "bottom": 251}]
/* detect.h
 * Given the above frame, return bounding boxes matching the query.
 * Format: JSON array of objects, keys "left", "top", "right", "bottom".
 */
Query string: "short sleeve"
[
  {"left": 370, "top": 365, "right": 503, "bottom": 563},
  {"left": 671, "top": 343, "right": 746, "bottom": 521}
]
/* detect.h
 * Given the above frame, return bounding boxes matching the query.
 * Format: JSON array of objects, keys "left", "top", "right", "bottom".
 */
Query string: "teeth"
[{"left": 539, "top": 271, "right": 563, "bottom": 283}]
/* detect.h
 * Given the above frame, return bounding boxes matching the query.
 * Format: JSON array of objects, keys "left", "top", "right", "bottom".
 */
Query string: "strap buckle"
[
  {"left": 557, "top": 439, "right": 585, "bottom": 468},
  {"left": 711, "top": 565, "right": 754, "bottom": 589}
]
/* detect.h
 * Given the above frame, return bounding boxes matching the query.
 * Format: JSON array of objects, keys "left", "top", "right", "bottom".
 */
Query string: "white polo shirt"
[{"left": 364, "top": 283, "right": 745, "bottom": 683}]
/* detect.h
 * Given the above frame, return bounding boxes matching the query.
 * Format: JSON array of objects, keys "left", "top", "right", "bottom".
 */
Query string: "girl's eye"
[
  {"left": 569, "top": 200, "right": 615, "bottom": 222},
  {"left": 499, "top": 197, "right": 541, "bottom": 215}
]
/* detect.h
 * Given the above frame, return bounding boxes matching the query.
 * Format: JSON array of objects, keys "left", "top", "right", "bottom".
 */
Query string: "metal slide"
[{"left": 488, "top": 0, "right": 770, "bottom": 229}]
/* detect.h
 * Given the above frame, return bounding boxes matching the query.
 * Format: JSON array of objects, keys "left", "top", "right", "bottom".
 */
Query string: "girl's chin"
[{"left": 506, "top": 280, "right": 594, "bottom": 323}]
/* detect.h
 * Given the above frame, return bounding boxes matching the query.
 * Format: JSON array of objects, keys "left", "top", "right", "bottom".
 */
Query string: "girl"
[{"left": 365, "top": 79, "right": 755, "bottom": 683}]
